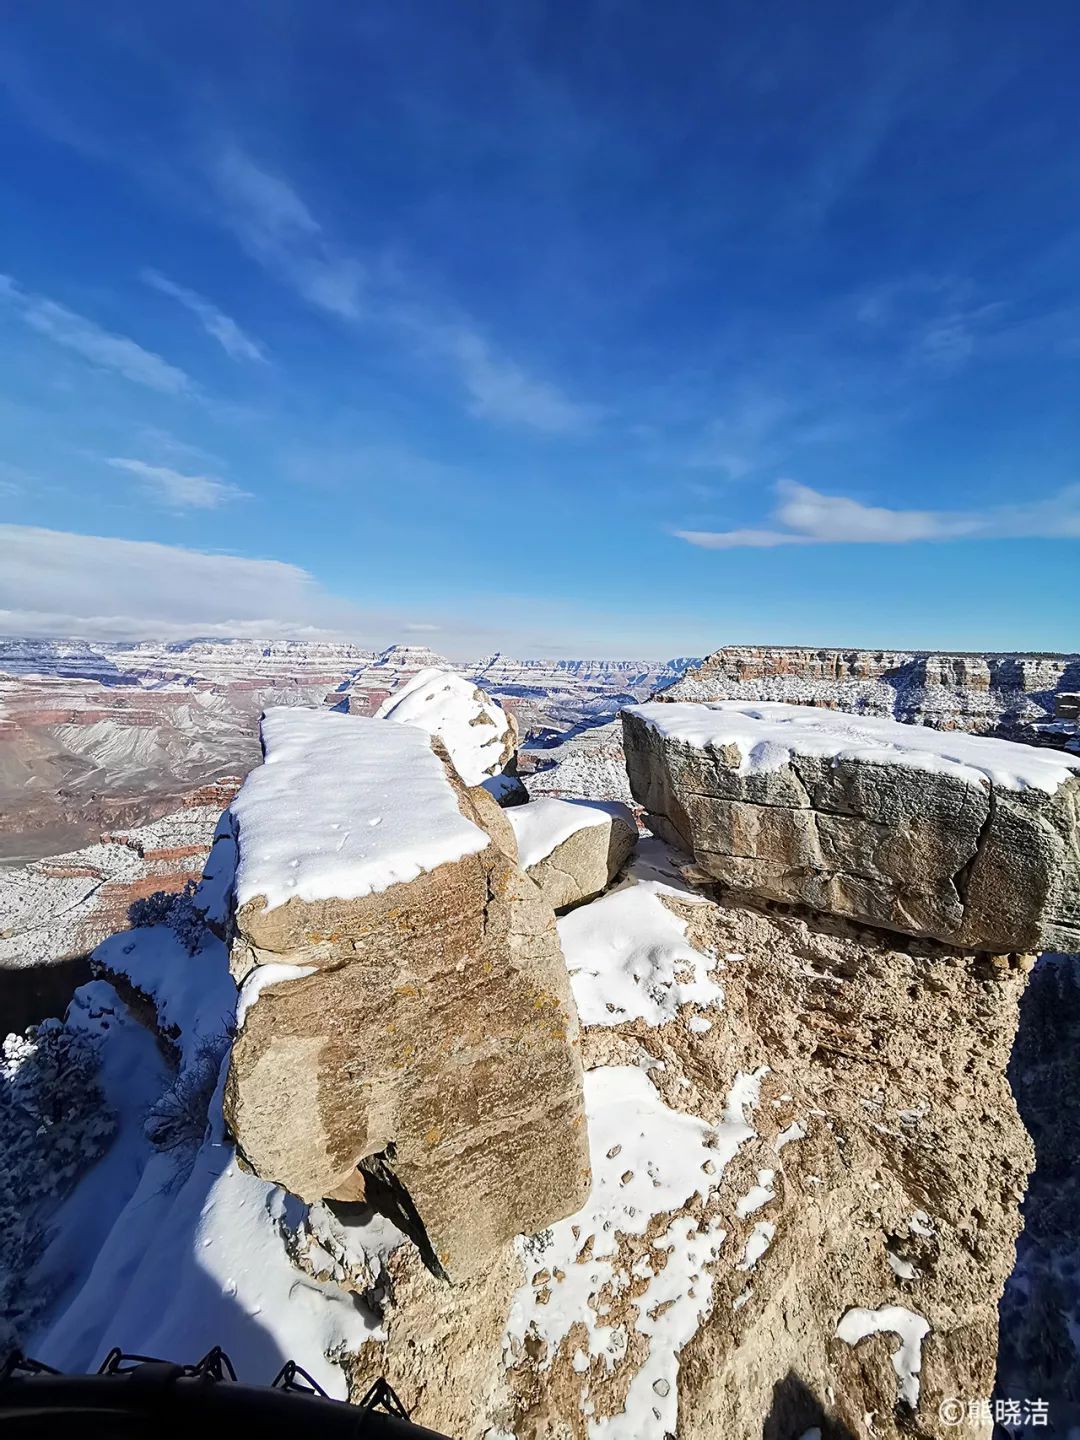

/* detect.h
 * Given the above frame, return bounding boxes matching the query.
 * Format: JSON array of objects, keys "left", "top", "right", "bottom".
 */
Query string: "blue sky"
[{"left": 1, "top": 0, "right": 1079, "bottom": 656}]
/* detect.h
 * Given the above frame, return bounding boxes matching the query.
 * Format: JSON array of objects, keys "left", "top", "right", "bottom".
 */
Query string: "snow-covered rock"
[
  {"left": 665, "top": 645, "right": 1080, "bottom": 741},
  {"left": 375, "top": 668, "right": 517, "bottom": 786},
  {"left": 506, "top": 796, "right": 637, "bottom": 911},
  {"left": 224, "top": 707, "right": 589, "bottom": 1280},
  {"left": 623, "top": 701, "right": 1080, "bottom": 952}
]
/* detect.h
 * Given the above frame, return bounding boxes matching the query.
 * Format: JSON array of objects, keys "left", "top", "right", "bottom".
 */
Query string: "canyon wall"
[{"left": 664, "top": 645, "right": 1080, "bottom": 743}]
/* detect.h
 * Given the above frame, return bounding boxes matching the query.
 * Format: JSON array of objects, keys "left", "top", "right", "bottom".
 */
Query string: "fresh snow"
[
  {"left": 626, "top": 700, "right": 1080, "bottom": 793},
  {"left": 374, "top": 666, "right": 511, "bottom": 786},
  {"left": 505, "top": 1061, "right": 763, "bottom": 1440},
  {"left": 235, "top": 962, "right": 317, "bottom": 1027},
  {"left": 775, "top": 1121, "right": 807, "bottom": 1151},
  {"left": 29, "top": 903, "right": 376, "bottom": 1394},
  {"left": 834, "top": 1305, "right": 931, "bottom": 1409},
  {"left": 93, "top": 924, "right": 236, "bottom": 1066},
  {"left": 737, "top": 1221, "right": 775, "bottom": 1271},
  {"left": 231, "top": 707, "right": 487, "bottom": 910},
  {"left": 736, "top": 1169, "right": 776, "bottom": 1219},
  {"left": 507, "top": 796, "right": 634, "bottom": 869},
  {"left": 886, "top": 1250, "right": 919, "bottom": 1282},
  {"left": 557, "top": 839, "right": 723, "bottom": 1027}
]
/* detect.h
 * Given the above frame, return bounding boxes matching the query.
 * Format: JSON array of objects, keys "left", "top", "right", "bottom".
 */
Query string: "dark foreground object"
[{"left": 0, "top": 1348, "right": 451, "bottom": 1439}]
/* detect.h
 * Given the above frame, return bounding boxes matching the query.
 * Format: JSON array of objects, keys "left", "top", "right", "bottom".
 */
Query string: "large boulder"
[
  {"left": 622, "top": 701, "right": 1080, "bottom": 953},
  {"left": 506, "top": 797, "right": 637, "bottom": 911},
  {"left": 224, "top": 707, "right": 589, "bottom": 1281},
  {"left": 374, "top": 667, "right": 518, "bottom": 786}
]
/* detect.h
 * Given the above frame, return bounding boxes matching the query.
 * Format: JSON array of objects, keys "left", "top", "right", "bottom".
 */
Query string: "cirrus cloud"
[
  {"left": 141, "top": 269, "right": 267, "bottom": 363},
  {"left": 0, "top": 274, "right": 190, "bottom": 393},
  {"left": 675, "top": 479, "right": 1080, "bottom": 549},
  {"left": 107, "top": 457, "right": 251, "bottom": 510}
]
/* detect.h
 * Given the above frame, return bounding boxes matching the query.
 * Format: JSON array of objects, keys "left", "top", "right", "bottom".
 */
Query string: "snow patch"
[
  {"left": 507, "top": 796, "right": 633, "bottom": 869},
  {"left": 737, "top": 1221, "right": 775, "bottom": 1271},
  {"left": 505, "top": 1062, "right": 763, "bottom": 1439},
  {"left": 775, "top": 1121, "right": 807, "bottom": 1151},
  {"left": 887, "top": 1250, "right": 919, "bottom": 1282},
  {"left": 236, "top": 963, "right": 317, "bottom": 1028},
  {"left": 557, "top": 844, "right": 723, "bottom": 1027},
  {"left": 736, "top": 1169, "right": 776, "bottom": 1219},
  {"left": 835, "top": 1305, "right": 930, "bottom": 1409}
]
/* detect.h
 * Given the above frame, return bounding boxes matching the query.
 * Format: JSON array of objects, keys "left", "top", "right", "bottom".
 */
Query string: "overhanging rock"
[
  {"left": 223, "top": 707, "right": 590, "bottom": 1281},
  {"left": 622, "top": 700, "right": 1080, "bottom": 953}
]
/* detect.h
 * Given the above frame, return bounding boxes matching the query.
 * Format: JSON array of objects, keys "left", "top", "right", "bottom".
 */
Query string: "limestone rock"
[
  {"left": 223, "top": 707, "right": 589, "bottom": 1281},
  {"left": 506, "top": 796, "right": 637, "bottom": 911},
  {"left": 375, "top": 666, "right": 518, "bottom": 786},
  {"left": 622, "top": 700, "right": 1080, "bottom": 952}
]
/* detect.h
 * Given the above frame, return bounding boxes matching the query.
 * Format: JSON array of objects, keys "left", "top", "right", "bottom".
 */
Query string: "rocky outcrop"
[
  {"left": 506, "top": 797, "right": 638, "bottom": 911},
  {"left": 332, "top": 838, "right": 1034, "bottom": 1440},
  {"left": 374, "top": 667, "right": 518, "bottom": 786},
  {"left": 224, "top": 707, "right": 590, "bottom": 1281},
  {"left": 623, "top": 701, "right": 1080, "bottom": 953},
  {"left": 663, "top": 645, "right": 1080, "bottom": 741},
  {"left": 19, "top": 684, "right": 1057, "bottom": 1438}
]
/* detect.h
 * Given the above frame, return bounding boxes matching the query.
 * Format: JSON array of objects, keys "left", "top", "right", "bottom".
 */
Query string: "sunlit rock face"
[
  {"left": 223, "top": 708, "right": 590, "bottom": 1282},
  {"left": 623, "top": 701, "right": 1080, "bottom": 953}
]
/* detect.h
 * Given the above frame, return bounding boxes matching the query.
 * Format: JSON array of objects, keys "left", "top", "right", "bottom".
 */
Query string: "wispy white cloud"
[
  {"left": 142, "top": 269, "right": 267, "bottom": 363},
  {"left": 675, "top": 478, "right": 1080, "bottom": 549},
  {"left": 439, "top": 325, "right": 600, "bottom": 434},
  {"left": 0, "top": 525, "right": 377, "bottom": 642},
  {"left": 0, "top": 275, "right": 190, "bottom": 393},
  {"left": 0, "top": 525, "right": 475, "bottom": 649},
  {"left": 108, "top": 457, "right": 251, "bottom": 509},
  {"left": 204, "top": 143, "right": 596, "bottom": 433},
  {"left": 208, "top": 145, "right": 364, "bottom": 320}
]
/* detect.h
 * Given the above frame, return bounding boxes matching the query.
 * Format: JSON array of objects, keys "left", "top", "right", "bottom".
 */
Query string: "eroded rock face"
[
  {"left": 664, "top": 646, "right": 1080, "bottom": 740},
  {"left": 623, "top": 701, "right": 1080, "bottom": 953},
  {"left": 224, "top": 708, "right": 589, "bottom": 1281},
  {"left": 506, "top": 797, "right": 638, "bottom": 911}
]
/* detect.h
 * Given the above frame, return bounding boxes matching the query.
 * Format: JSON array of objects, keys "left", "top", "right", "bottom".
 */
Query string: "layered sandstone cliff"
[{"left": 665, "top": 645, "right": 1080, "bottom": 742}]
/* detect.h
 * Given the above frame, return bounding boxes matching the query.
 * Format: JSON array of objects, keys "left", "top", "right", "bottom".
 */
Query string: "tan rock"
[
  {"left": 330, "top": 840, "right": 1032, "bottom": 1440},
  {"left": 507, "top": 797, "right": 638, "bottom": 912},
  {"left": 223, "top": 708, "right": 589, "bottom": 1281},
  {"left": 623, "top": 701, "right": 1080, "bottom": 952}
]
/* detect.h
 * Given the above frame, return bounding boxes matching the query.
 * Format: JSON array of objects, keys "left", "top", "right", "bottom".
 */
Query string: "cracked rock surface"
[{"left": 622, "top": 704, "right": 1080, "bottom": 952}]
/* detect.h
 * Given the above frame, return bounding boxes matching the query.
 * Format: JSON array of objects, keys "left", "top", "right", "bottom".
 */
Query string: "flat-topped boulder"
[
  {"left": 224, "top": 707, "right": 589, "bottom": 1280},
  {"left": 623, "top": 701, "right": 1080, "bottom": 953},
  {"left": 506, "top": 796, "right": 637, "bottom": 911}
]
